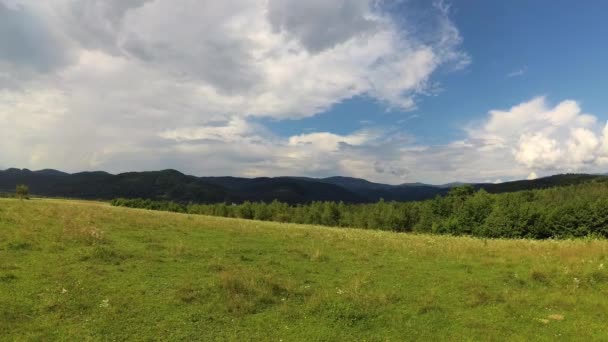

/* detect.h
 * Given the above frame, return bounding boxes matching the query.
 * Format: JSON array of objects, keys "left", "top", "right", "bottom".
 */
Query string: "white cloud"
[
  {"left": 19, "top": 1, "right": 603, "bottom": 185},
  {"left": 253, "top": 96, "right": 608, "bottom": 184},
  {"left": 475, "top": 97, "right": 607, "bottom": 171},
  {"left": 267, "top": 0, "right": 379, "bottom": 53},
  {"left": 185, "top": 97, "right": 608, "bottom": 184},
  {"left": 515, "top": 133, "right": 562, "bottom": 169},
  {"left": 159, "top": 118, "right": 260, "bottom": 143},
  {"left": 0, "top": 0, "right": 469, "bottom": 181},
  {"left": 507, "top": 66, "right": 527, "bottom": 78},
  {"left": 288, "top": 132, "right": 372, "bottom": 151}
]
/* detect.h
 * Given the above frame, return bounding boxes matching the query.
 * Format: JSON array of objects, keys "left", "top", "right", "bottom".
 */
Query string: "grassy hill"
[{"left": 1, "top": 199, "right": 608, "bottom": 340}]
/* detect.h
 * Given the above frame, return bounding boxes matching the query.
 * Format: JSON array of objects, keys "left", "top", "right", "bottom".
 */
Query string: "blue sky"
[
  {"left": 449, "top": 0, "right": 608, "bottom": 129},
  {"left": 1, "top": 0, "right": 607, "bottom": 184},
  {"left": 265, "top": 0, "right": 608, "bottom": 145}
]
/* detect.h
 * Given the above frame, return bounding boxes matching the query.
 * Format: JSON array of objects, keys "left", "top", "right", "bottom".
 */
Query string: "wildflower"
[{"left": 99, "top": 299, "right": 110, "bottom": 308}]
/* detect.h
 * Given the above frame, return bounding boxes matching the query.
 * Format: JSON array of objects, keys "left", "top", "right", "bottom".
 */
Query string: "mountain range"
[{"left": 1, "top": 168, "right": 606, "bottom": 204}]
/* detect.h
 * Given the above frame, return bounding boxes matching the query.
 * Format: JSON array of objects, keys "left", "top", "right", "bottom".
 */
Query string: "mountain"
[
  {"left": 316, "top": 176, "right": 447, "bottom": 201},
  {"left": 201, "top": 176, "right": 366, "bottom": 203},
  {"left": 474, "top": 174, "right": 608, "bottom": 193},
  {"left": 31, "top": 169, "right": 69, "bottom": 176},
  {"left": 200, "top": 176, "right": 447, "bottom": 202},
  {"left": 1, "top": 168, "right": 606, "bottom": 204},
  {"left": 0, "top": 169, "right": 363, "bottom": 204},
  {"left": 0, "top": 169, "right": 230, "bottom": 203}
]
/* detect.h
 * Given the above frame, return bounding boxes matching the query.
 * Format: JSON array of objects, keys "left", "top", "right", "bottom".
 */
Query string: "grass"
[{"left": 1, "top": 198, "right": 608, "bottom": 341}]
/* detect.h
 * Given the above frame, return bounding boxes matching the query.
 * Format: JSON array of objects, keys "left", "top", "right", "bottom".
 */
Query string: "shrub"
[{"left": 15, "top": 185, "right": 29, "bottom": 200}]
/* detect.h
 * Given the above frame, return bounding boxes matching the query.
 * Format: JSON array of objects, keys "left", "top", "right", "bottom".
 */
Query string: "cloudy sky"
[{"left": 1, "top": 0, "right": 607, "bottom": 184}]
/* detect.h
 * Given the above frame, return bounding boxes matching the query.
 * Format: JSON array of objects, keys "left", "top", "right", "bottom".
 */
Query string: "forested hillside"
[
  {"left": 0, "top": 169, "right": 360, "bottom": 204},
  {"left": 113, "top": 180, "right": 608, "bottom": 239},
  {"left": 2, "top": 168, "right": 606, "bottom": 204}
]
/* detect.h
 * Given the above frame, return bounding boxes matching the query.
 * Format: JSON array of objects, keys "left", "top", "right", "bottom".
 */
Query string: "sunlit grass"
[{"left": 1, "top": 198, "right": 607, "bottom": 340}]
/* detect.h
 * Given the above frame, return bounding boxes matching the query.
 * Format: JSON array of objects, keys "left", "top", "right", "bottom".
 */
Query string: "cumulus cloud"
[
  {"left": 0, "top": 0, "right": 466, "bottom": 113},
  {"left": 515, "top": 133, "right": 562, "bottom": 169},
  {"left": 0, "top": 0, "right": 470, "bottom": 181},
  {"left": 471, "top": 97, "right": 608, "bottom": 172},
  {"left": 267, "top": 0, "right": 379, "bottom": 53},
  {"left": 227, "top": 97, "right": 607, "bottom": 184},
  {"left": 242, "top": 97, "right": 608, "bottom": 184},
  {"left": 17, "top": 2, "right": 599, "bottom": 186}
]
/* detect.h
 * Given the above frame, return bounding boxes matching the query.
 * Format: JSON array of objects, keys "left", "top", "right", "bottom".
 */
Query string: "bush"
[{"left": 16, "top": 185, "right": 29, "bottom": 200}]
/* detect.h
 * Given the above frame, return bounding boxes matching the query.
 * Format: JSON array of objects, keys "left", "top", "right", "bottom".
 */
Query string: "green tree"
[
  {"left": 321, "top": 201, "right": 340, "bottom": 226},
  {"left": 16, "top": 184, "right": 29, "bottom": 200},
  {"left": 448, "top": 185, "right": 476, "bottom": 199}
]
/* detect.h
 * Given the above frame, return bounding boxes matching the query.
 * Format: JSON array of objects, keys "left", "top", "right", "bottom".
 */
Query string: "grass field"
[{"left": 1, "top": 198, "right": 608, "bottom": 341}]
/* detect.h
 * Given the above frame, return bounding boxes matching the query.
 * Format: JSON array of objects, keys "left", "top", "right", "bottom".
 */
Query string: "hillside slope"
[
  {"left": 1, "top": 199, "right": 607, "bottom": 340},
  {"left": 1, "top": 168, "right": 606, "bottom": 204},
  {"left": 0, "top": 169, "right": 364, "bottom": 204}
]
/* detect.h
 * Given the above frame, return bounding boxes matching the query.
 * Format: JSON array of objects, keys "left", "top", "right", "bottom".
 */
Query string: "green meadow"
[{"left": 1, "top": 198, "right": 607, "bottom": 341}]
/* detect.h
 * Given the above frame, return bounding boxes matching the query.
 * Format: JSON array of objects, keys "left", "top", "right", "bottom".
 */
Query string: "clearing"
[{"left": 1, "top": 198, "right": 607, "bottom": 340}]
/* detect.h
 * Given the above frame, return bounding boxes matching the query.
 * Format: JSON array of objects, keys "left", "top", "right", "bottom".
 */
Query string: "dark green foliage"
[
  {"left": 15, "top": 185, "right": 29, "bottom": 200},
  {"left": 110, "top": 198, "right": 188, "bottom": 213},
  {"left": 0, "top": 169, "right": 363, "bottom": 204},
  {"left": 111, "top": 181, "right": 608, "bottom": 239},
  {"left": 4, "top": 168, "right": 608, "bottom": 204}
]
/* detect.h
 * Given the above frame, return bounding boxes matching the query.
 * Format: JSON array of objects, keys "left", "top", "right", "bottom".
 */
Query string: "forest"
[{"left": 111, "top": 179, "right": 608, "bottom": 239}]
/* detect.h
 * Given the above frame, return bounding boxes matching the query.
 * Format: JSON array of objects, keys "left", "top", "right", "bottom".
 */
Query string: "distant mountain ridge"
[{"left": 1, "top": 168, "right": 606, "bottom": 204}]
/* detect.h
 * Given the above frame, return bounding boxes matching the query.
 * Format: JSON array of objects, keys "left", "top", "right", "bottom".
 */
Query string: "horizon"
[
  {"left": 2, "top": 166, "right": 602, "bottom": 187},
  {"left": 1, "top": 1, "right": 607, "bottom": 184}
]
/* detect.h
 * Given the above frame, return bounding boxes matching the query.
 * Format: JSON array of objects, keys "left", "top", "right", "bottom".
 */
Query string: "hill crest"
[{"left": 1, "top": 168, "right": 605, "bottom": 204}]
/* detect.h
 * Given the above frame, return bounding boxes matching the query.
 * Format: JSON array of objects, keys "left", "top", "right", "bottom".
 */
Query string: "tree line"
[{"left": 111, "top": 181, "right": 608, "bottom": 239}]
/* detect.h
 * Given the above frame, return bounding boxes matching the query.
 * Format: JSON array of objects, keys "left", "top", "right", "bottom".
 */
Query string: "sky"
[{"left": 1, "top": 0, "right": 607, "bottom": 184}]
